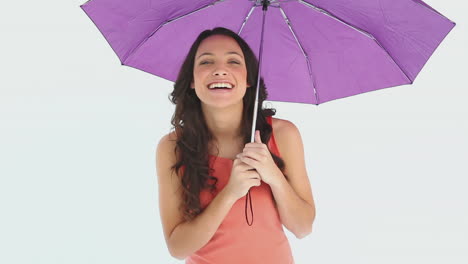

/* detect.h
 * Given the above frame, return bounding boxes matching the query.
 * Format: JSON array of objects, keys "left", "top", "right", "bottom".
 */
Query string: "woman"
[{"left": 156, "top": 27, "right": 315, "bottom": 264}]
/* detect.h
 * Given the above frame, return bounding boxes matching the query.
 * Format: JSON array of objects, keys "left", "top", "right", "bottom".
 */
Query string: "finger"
[
  {"left": 254, "top": 130, "right": 262, "bottom": 143},
  {"left": 238, "top": 151, "right": 264, "bottom": 162},
  {"left": 250, "top": 179, "right": 261, "bottom": 187},
  {"left": 239, "top": 162, "right": 255, "bottom": 171},
  {"left": 234, "top": 158, "right": 254, "bottom": 170},
  {"left": 238, "top": 153, "right": 260, "bottom": 168},
  {"left": 247, "top": 170, "right": 261, "bottom": 179},
  {"left": 243, "top": 144, "right": 265, "bottom": 151}
]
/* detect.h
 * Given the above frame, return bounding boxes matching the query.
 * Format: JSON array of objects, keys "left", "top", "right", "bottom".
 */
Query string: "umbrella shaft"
[{"left": 250, "top": 2, "right": 269, "bottom": 143}]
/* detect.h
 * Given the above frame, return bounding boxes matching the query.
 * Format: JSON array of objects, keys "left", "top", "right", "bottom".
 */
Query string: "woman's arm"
[
  {"left": 168, "top": 188, "right": 235, "bottom": 260},
  {"left": 156, "top": 133, "right": 236, "bottom": 260},
  {"left": 271, "top": 119, "right": 316, "bottom": 238}
]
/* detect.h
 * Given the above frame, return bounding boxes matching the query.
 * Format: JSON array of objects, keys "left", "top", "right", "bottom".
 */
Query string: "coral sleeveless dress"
[{"left": 186, "top": 116, "right": 295, "bottom": 264}]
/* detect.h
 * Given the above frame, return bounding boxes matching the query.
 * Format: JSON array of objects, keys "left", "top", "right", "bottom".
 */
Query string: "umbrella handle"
[{"left": 245, "top": 190, "right": 254, "bottom": 226}]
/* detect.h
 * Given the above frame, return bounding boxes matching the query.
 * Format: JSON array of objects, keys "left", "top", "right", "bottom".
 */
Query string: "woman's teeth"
[{"left": 208, "top": 83, "right": 234, "bottom": 89}]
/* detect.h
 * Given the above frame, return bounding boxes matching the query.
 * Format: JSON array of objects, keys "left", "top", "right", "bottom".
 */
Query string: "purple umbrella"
[{"left": 80, "top": 0, "right": 455, "bottom": 226}]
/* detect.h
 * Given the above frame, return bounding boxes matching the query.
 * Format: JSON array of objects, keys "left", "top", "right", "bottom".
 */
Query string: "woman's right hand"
[{"left": 224, "top": 157, "right": 262, "bottom": 201}]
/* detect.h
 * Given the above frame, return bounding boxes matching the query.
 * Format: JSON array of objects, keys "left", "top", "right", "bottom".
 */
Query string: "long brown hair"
[{"left": 168, "top": 27, "right": 287, "bottom": 222}]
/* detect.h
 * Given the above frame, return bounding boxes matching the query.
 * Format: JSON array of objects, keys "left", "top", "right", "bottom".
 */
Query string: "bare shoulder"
[
  {"left": 156, "top": 130, "right": 180, "bottom": 189},
  {"left": 157, "top": 131, "right": 178, "bottom": 160},
  {"left": 270, "top": 117, "right": 300, "bottom": 145},
  {"left": 159, "top": 130, "right": 178, "bottom": 146},
  {"left": 155, "top": 130, "right": 181, "bottom": 185}
]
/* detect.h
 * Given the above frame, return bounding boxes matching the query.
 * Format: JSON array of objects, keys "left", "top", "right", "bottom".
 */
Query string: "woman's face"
[{"left": 191, "top": 35, "right": 250, "bottom": 109}]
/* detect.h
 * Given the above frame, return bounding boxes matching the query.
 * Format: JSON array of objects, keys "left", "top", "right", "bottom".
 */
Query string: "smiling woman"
[
  {"left": 156, "top": 27, "right": 315, "bottom": 264},
  {"left": 190, "top": 35, "right": 251, "bottom": 107}
]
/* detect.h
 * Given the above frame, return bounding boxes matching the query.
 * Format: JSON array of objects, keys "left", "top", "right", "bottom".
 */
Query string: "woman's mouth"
[{"left": 207, "top": 83, "right": 235, "bottom": 93}]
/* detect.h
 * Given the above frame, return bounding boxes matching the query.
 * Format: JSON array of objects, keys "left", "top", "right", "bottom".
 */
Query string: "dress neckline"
[{"left": 209, "top": 154, "right": 235, "bottom": 162}]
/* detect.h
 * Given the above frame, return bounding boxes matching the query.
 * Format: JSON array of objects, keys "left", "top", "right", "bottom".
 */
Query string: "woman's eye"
[{"left": 200, "top": 61, "right": 239, "bottom": 65}]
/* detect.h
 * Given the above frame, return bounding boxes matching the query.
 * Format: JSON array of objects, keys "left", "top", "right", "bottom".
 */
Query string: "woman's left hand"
[{"left": 236, "top": 130, "right": 283, "bottom": 186}]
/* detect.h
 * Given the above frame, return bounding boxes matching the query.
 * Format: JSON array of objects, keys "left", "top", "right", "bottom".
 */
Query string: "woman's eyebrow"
[{"left": 197, "top": 52, "right": 243, "bottom": 60}]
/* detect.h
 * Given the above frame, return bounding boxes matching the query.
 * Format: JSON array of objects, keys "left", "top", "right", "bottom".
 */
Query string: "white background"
[{"left": 1, "top": 1, "right": 466, "bottom": 263}]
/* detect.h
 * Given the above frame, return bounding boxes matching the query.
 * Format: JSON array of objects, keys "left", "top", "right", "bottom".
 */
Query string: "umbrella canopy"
[{"left": 80, "top": 0, "right": 455, "bottom": 105}]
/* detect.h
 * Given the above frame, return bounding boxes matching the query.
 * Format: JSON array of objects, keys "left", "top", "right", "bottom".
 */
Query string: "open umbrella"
[{"left": 80, "top": 0, "right": 456, "bottom": 226}]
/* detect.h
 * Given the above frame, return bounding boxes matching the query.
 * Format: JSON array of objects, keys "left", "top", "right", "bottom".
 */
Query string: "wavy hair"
[{"left": 168, "top": 27, "right": 287, "bottom": 221}]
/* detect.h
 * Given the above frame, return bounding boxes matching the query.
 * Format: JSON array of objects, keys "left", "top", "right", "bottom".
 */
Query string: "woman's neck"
[{"left": 201, "top": 103, "right": 244, "bottom": 143}]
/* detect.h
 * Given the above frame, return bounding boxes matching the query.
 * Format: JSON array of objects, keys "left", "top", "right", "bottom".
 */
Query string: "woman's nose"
[
  {"left": 213, "top": 71, "right": 227, "bottom": 76},
  {"left": 213, "top": 68, "right": 228, "bottom": 76}
]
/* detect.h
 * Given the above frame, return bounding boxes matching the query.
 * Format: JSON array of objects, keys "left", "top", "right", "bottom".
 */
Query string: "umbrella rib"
[
  {"left": 278, "top": 6, "right": 320, "bottom": 105},
  {"left": 298, "top": 0, "right": 412, "bottom": 83},
  {"left": 122, "top": 0, "right": 228, "bottom": 65},
  {"left": 237, "top": 4, "right": 256, "bottom": 35}
]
